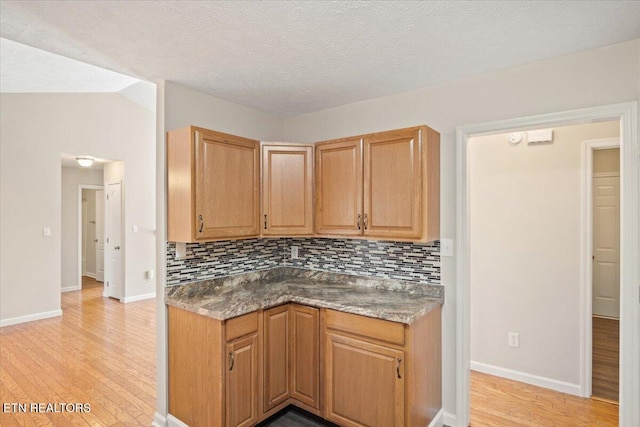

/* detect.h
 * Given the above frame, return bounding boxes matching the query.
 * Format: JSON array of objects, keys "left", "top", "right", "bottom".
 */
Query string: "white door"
[
  {"left": 592, "top": 175, "right": 620, "bottom": 318},
  {"left": 95, "top": 190, "right": 105, "bottom": 283},
  {"left": 107, "top": 183, "right": 124, "bottom": 300}
]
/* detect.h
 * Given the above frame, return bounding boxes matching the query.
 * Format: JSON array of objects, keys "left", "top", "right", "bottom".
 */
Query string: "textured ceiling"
[{"left": 1, "top": 1, "right": 639, "bottom": 117}]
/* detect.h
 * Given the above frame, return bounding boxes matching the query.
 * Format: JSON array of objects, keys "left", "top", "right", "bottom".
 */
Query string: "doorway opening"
[
  {"left": 584, "top": 140, "right": 620, "bottom": 404},
  {"left": 467, "top": 122, "right": 620, "bottom": 425},
  {"left": 78, "top": 185, "right": 104, "bottom": 290},
  {"left": 456, "top": 102, "right": 639, "bottom": 427}
]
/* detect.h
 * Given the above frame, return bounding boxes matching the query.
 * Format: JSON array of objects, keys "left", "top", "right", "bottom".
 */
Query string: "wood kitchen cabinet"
[
  {"left": 168, "top": 303, "right": 441, "bottom": 427},
  {"left": 261, "top": 144, "right": 314, "bottom": 236},
  {"left": 324, "top": 308, "right": 442, "bottom": 427},
  {"left": 263, "top": 305, "right": 290, "bottom": 412},
  {"left": 315, "top": 126, "right": 440, "bottom": 242},
  {"left": 167, "top": 126, "right": 260, "bottom": 242},
  {"left": 226, "top": 333, "right": 259, "bottom": 427},
  {"left": 326, "top": 333, "right": 404, "bottom": 427},
  {"left": 315, "top": 137, "right": 363, "bottom": 236},
  {"left": 290, "top": 304, "right": 320, "bottom": 411}
]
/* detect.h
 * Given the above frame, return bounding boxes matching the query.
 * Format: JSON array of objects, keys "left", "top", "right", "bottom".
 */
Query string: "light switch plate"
[
  {"left": 132, "top": 225, "right": 138, "bottom": 233},
  {"left": 43, "top": 227, "right": 51, "bottom": 237},
  {"left": 440, "top": 239, "right": 453, "bottom": 257},
  {"left": 291, "top": 246, "right": 299, "bottom": 259}
]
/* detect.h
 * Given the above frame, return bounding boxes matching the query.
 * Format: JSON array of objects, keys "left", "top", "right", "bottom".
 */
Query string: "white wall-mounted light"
[{"left": 76, "top": 157, "right": 94, "bottom": 167}]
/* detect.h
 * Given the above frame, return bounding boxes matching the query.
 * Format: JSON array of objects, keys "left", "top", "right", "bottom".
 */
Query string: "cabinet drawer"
[
  {"left": 325, "top": 310, "right": 405, "bottom": 347},
  {"left": 225, "top": 311, "right": 258, "bottom": 341}
]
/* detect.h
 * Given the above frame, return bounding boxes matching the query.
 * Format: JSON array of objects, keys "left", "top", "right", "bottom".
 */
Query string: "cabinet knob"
[
  {"left": 198, "top": 214, "right": 204, "bottom": 233},
  {"left": 396, "top": 358, "right": 402, "bottom": 379},
  {"left": 229, "top": 351, "right": 235, "bottom": 371}
]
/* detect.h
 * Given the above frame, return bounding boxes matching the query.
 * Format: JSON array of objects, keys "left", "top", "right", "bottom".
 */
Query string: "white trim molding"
[
  {"left": 0, "top": 309, "right": 63, "bottom": 327},
  {"left": 428, "top": 408, "right": 445, "bottom": 427},
  {"left": 456, "top": 102, "right": 639, "bottom": 427},
  {"left": 471, "top": 361, "right": 581, "bottom": 396},
  {"left": 152, "top": 412, "right": 167, "bottom": 427},
  {"left": 61, "top": 285, "right": 81, "bottom": 293},
  {"left": 122, "top": 292, "right": 156, "bottom": 303},
  {"left": 167, "top": 413, "right": 189, "bottom": 427},
  {"left": 580, "top": 137, "right": 620, "bottom": 398},
  {"left": 443, "top": 411, "right": 457, "bottom": 427}
]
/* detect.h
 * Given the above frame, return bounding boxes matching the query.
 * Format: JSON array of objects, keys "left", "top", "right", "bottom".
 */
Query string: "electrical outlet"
[
  {"left": 291, "top": 246, "right": 299, "bottom": 259},
  {"left": 508, "top": 332, "right": 520, "bottom": 348}
]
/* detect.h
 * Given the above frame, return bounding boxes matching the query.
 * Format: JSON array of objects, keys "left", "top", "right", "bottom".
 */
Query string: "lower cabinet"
[
  {"left": 325, "top": 333, "right": 404, "bottom": 427},
  {"left": 226, "top": 333, "right": 259, "bottom": 427},
  {"left": 263, "top": 305, "right": 290, "bottom": 412},
  {"left": 168, "top": 303, "right": 441, "bottom": 427},
  {"left": 290, "top": 304, "right": 320, "bottom": 410}
]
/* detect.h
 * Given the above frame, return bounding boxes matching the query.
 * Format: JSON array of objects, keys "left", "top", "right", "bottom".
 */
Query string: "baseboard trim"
[
  {"left": 83, "top": 272, "right": 96, "bottom": 279},
  {"left": 443, "top": 411, "right": 457, "bottom": 427},
  {"left": 428, "top": 408, "right": 445, "bottom": 427},
  {"left": 122, "top": 292, "right": 156, "bottom": 303},
  {"left": 1, "top": 309, "right": 63, "bottom": 327},
  {"left": 471, "top": 360, "right": 581, "bottom": 396},
  {"left": 152, "top": 412, "right": 167, "bottom": 427},
  {"left": 167, "top": 413, "right": 189, "bottom": 427},
  {"left": 61, "top": 285, "right": 81, "bottom": 293}
]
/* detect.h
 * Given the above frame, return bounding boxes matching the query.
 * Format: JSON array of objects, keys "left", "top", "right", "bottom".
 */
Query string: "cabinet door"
[
  {"left": 325, "top": 333, "right": 404, "bottom": 427},
  {"left": 262, "top": 145, "right": 313, "bottom": 236},
  {"left": 363, "top": 128, "right": 422, "bottom": 239},
  {"left": 263, "top": 305, "right": 290, "bottom": 412},
  {"left": 226, "top": 334, "right": 259, "bottom": 427},
  {"left": 195, "top": 129, "right": 259, "bottom": 240},
  {"left": 315, "top": 138, "right": 363, "bottom": 235},
  {"left": 290, "top": 304, "right": 320, "bottom": 409}
]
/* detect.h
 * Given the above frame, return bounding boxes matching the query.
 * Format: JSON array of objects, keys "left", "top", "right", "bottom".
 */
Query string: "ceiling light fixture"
[{"left": 76, "top": 157, "right": 94, "bottom": 167}]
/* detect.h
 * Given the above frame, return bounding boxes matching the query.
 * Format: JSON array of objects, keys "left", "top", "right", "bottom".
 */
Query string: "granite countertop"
[{"left": 165, "top": 267, "right": 444, "bottom": 324}]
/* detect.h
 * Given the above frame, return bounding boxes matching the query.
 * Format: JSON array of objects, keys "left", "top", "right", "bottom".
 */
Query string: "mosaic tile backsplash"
[{"left": 166, "top": 237, "right": 440, "bottom": 286}]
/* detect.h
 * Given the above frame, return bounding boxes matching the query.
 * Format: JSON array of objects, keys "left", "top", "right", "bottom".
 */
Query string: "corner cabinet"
[
  {"left": 168, "top": 303, "right": 441, "bottom": 427},
  {"left": 261, "top": 144, "right": 314, "bottom": 236},
  {"left": 315, "top": 126, "right": 440, "bottom": 242},
  {"left": 167, "top": 126, "right": 260, "bottom": 242}
]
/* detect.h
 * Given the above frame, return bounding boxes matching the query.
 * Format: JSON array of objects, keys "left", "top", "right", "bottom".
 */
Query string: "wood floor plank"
[
  {"left": 592, "top": 316, "right": 619, "bottom": 401},
  {"left": 0, "top": 287, "right": 156, "bottom": 426},
  {"left": 471, "top": 371, "right": 618, "bottom": 426}
]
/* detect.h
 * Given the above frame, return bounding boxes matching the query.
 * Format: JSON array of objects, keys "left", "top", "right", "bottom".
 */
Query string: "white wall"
[
  {"left": 61, "top": 167, "right": 103, "bottom": 289},
  {"left": 469, "top": 121, "right": 619, "bottom": 388},
  {"left": 1, "top": 92, "right": 156, "bottom": 324},
  {"left": 164, "top": 82, "right": 284, "bottom": 140},
  {"left": 282, "top": 39, "right": 639, "bottom": 417}
]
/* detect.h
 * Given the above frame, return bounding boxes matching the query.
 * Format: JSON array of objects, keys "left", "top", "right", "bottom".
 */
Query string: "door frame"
[
  {"left": 581, "top": 137, "right": 620, "bottom": 398},
  {"left": 76, "top": 184, "right": 104, "bottom": 292},
  {"left": 456, "top": 102, "right": 638, "bottom": 427},
  {"left": 105, "top": 180, "right": 125, "bottom": 300}
]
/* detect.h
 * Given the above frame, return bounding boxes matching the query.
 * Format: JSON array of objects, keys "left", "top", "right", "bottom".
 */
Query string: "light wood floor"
[
  {"left": 0, "top": 287, "right": 156, "bottom": 426},
  {"left": 592, "top": 316, "right": 619, "bottom": 402},
  {"left": 81, "top": 275, "right": 103, "bottom": 290},
  {"left": 471, "top": 371, "right": 618, "bottom": 426}
]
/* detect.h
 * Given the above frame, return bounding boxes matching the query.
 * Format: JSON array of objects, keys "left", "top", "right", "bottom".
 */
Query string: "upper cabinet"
[
  {"left": 261, "top": 144, "right": 314, "bottom": 236},
  {"left": 167, "top": 126, "right": 260, "bottom": 242},
  {"left": 315, "top": 137, "right": 363, "bottom": 236},
  {"left": 315, "top": 126, "right": 440, "bottom": 242},
  {"left": 167, "top": 124, "right": 439, "bottom": 243}
]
